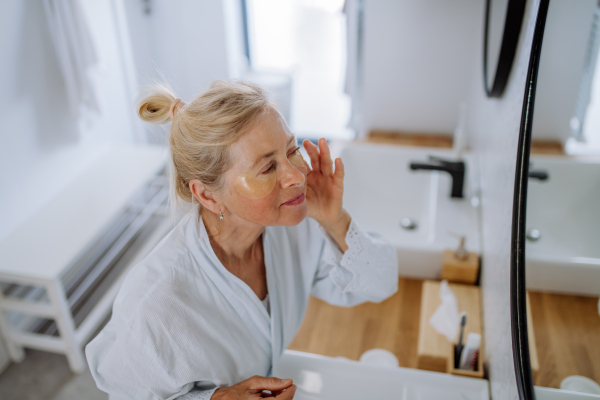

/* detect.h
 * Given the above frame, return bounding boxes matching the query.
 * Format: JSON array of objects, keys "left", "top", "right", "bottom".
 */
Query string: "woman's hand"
[
  {"left": 211, "top": 375, "right": 296, "bottom": 399},
  {"left": 303, "top": 138, "right": 351, "bottom": 252}
]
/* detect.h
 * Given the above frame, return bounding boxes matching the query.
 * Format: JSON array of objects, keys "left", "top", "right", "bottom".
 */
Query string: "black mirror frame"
[
  {"left": 510, "top": 1, "right": 550, "bottom": 399},
  {"left": 484, "top": 0, "right": 527, "bottom": 97}
]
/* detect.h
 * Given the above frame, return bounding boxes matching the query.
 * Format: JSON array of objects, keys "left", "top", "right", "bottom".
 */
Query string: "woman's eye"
[
  {"left": 288, "top": 146, "right": 300, "bottom": 156},
  {"left": 261, "top": 164, "right": 276, "bottom": 175}
]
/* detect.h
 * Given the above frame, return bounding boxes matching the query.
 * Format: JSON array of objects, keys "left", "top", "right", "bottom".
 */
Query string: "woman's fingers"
[
  {"left": 303, "top": 139, "right": 320, "bottom": 173},
  {"left": 263, "top": 388, "right": 284, "bottom": 397},
  {"left": 303, "top": 138, "right": 335, "bottom": 177},
  {"left": 275, "top": 384, "right": 297, "bottom": 399},
  {"left": 247, "top": 376, "right": 293, "bottom": 392},
  {"left": 318, "top": 138, "right": 333, "bottom": 177},
  {"left": 333, "top": 157, "right": 344, "bottom": 186},
  {"left": 258, "top": 384, "right": 297, "bottom": 398}
]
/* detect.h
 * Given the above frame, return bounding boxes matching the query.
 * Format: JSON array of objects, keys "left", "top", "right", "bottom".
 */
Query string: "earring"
[{"left": 220, "top": 211, "right": 224, "bottom": 220}]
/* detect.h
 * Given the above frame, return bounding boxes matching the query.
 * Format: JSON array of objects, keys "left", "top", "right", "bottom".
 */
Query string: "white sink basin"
[
  {"left": 334, "top": 142, "right": 480, "bottom": 279},
  {"left": 526, "top": 155, "right": 600, "bottom": 296},
  {"left": 275, "top": 350, "right": 489, "bottom": 400}
]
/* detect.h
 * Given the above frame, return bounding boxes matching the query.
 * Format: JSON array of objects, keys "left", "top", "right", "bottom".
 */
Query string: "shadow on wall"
[{"left": 15, "top": 0, "right": 79, "bottom": 149}]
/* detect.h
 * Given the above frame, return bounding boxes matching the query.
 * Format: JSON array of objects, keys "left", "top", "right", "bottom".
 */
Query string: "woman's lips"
[{"left": 282, "top": 193, "right": 305, "bottom": 206}]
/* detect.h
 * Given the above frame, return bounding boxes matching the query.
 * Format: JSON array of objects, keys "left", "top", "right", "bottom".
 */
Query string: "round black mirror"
[
  {"left": 510, "top": 1, "right": 549, "bottom": 399},
  {"left": 484, "top": 0, "right": 527, "bottom": 97},
  {"left": 513, "top": 0, "right": 600, "bottom": 398}
]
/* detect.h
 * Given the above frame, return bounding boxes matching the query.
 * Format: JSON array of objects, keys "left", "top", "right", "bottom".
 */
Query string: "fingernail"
[{"left": 280, "top": 378, "right": 291, "bottom": 383}]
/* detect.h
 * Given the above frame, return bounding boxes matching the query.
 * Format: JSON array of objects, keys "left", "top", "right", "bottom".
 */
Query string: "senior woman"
[{"left": 85, "top": 80, "right": 398, "bottom": 400}]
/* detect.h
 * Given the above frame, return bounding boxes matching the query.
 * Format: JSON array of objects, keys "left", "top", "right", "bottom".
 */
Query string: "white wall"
[
  {"left": 123, "top": 0, "right": 239, "bottom": 100},
  {"left": 531, "top": 0, "right": 596, "bottom": 143},
  {"left": 466, "top": 0, "right": 539, "bottom": 398},
  {"left": 359, "top": 0, "right": 484, "bottom": 137},
  {"left": 0, "top": 1, "right": 97, "bottom": 243},
  {"left": 0, "top": 0, "right": 142, "bottom": 243},
  {"left": 123, "top": 0, "right": 242, "bottom": 144}
]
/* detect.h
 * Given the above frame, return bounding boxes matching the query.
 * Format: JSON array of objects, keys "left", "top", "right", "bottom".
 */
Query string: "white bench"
[{"left": 0, "top": 145, "right": 170, "bottom": 373}]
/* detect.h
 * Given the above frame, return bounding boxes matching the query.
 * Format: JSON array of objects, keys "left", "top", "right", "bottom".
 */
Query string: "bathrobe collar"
[{"left": 185, "top": 213, "right": 284, "bottom": 375}]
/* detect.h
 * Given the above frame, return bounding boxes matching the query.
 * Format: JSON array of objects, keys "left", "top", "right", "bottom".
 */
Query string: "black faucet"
[
  {"left": 528, "top": 163, "right": 548, "bottom": 181},
  {"left": 528, "top": 170, "right": 548, "bottom": 181},
  {"left": 410, "top": 156, "right": 465, "bottom": 198}
]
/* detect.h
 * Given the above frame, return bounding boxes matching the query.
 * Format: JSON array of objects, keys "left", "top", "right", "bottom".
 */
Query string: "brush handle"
[{"left": 454, "top": 344, "right": 463, "bottom": 369}]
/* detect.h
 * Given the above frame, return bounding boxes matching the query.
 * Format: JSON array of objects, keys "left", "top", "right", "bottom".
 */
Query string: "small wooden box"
[
  {"left": 441, "top": 250, "right": 480, "bottom": 284},
  {"left": 417, "top": 281, "right": 483, "bottom": 377},
  {"left": 448, "top": 344, "right": 484, "bottom": 378}
]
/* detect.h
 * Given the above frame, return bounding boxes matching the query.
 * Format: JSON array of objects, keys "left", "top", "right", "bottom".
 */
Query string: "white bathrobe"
[{"left": 85, "top": 210, "right": 398, "bottom": 400}]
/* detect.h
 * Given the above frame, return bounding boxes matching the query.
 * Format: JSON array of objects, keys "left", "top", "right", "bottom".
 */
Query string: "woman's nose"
[{"left": 280, "top": 161, "right": 305, "bottom": 188}]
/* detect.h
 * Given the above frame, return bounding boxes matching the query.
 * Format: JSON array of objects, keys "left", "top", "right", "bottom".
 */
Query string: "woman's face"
[{"left": 220, "top": 110, "right": 308, "bottom": 227}]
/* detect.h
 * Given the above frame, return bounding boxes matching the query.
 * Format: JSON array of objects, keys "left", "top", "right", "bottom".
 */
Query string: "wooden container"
[
  {"left": 448, "top": 344, "right": 484, "bottom": 378},
  {"left": 441, "top": 250, "right": 480, "bottom": 285},
  {"left": 417, "top": 280, "right": 483, "bottom": 378}
]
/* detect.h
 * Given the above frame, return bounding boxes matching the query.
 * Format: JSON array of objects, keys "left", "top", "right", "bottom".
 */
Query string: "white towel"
[{"left": 42, "top": 0, "right": 100, "bottom": 119}]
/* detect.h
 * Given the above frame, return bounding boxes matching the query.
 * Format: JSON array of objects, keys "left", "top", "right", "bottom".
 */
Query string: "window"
[{"left": 244, "top": 0, "right": 353, "bottom": 141}]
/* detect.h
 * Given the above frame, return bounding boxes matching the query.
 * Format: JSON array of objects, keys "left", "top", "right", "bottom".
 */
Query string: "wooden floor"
[
  {"left": 288, "top": 278, "right": 423, "bottom": 368},
  {"left": 528, "top": 291, "right": 600, "bottom": 389}
]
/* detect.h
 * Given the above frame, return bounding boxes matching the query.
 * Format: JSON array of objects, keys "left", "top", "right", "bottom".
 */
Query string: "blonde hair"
[{"left": 137, "top": 79, "right": 277, "bottom": 216}]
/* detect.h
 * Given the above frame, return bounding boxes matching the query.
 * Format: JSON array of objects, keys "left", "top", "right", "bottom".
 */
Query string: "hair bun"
[
  {"left": 168, "top": 98, "right": 185, "bottom": 119},
  {"left": 137, "top": 84, "right": 177, "bottom": 125}
]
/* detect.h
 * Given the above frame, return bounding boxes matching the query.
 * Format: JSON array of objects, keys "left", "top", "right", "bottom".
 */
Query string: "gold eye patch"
[
  {"left": 289, "top": 151, "right": 306, "bottom": 170},
  {"left": 233, "top": 150, "right": 308, "bottom": 199},
  {"left": 233, "top": 173, "right": 277, "bottom": 199}
]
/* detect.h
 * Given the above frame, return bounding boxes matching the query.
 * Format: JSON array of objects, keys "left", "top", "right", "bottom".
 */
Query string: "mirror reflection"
[
  {"left": 485, "top": 0, "right": 509, "bottom": 90},
  {"left": 526, "top": 0, "right": 600, "bottom": 394},
  {"left": 484, "top": 0, "right": 525, "bottom": 97}
]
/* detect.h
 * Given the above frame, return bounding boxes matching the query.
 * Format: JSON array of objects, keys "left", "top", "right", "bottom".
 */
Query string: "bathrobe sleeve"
[
  {"left": 310, "top": 217, "right": 399, "bottom": 306},
  {"left": 87, "top": 300, "right": 218, "bottom": 400},
  {"left": 86, "top": 266, "right": 230, "bottom": 400}
]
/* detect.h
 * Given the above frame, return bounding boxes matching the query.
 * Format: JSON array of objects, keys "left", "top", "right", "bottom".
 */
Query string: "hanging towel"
[{"left": 42, "top": 0, "right": 100, "bottom": 119}]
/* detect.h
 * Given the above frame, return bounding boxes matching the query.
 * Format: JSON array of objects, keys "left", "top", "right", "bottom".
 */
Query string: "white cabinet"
[{"left": 0, "top": 145, "right": 169, "bottom": 373}]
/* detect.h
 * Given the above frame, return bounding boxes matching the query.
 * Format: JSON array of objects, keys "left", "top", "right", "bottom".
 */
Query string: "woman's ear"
[{"left": 189, "top": 179, "right": 222, "bottom": 214}]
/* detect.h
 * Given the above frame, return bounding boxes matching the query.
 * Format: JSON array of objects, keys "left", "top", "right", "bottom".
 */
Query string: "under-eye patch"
[
  {"left": 289, "top": 151, "right": 306, "bottom": 170},
  {"left": 233, "top": 173, "right": 277, "bottom": 199},
  {"left": 233, "top": 149, "right": 308, "bottom": 199}
]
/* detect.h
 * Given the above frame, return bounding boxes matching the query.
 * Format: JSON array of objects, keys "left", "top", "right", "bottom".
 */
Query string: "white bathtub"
[
  {"left": 333, "top": 142, "right": 480, "bottom": 280},
  {"left": 526, "top": 155, "right": 600, "bottom": 296}
]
